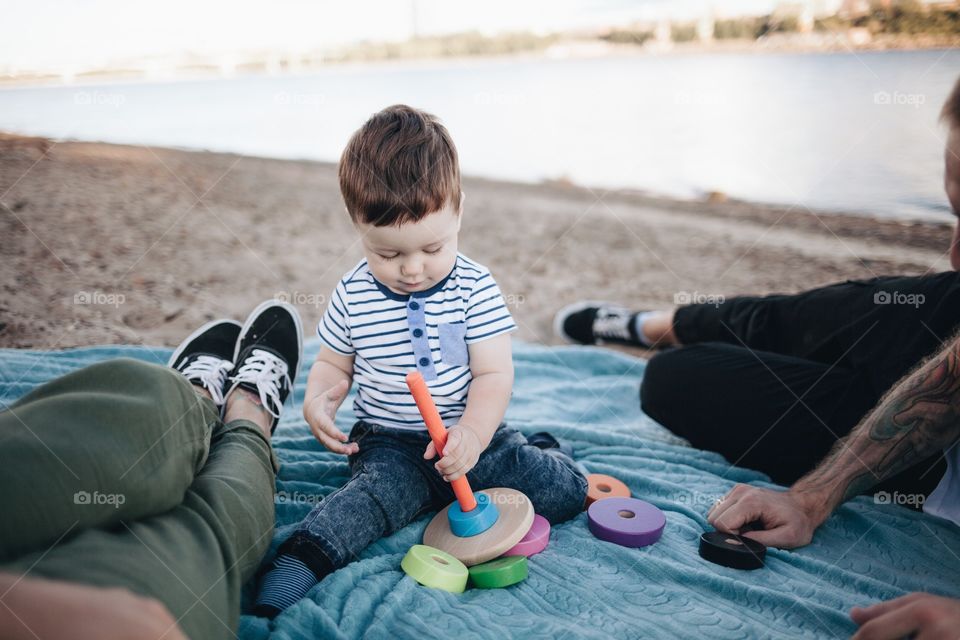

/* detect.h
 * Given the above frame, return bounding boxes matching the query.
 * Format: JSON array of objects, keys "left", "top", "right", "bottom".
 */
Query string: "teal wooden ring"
[{"left": 448, "top": 492, "right": 499, "bottom": 537}]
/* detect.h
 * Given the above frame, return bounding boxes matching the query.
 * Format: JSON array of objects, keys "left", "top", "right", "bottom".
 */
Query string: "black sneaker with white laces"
[
  {"left": 553, "top": 301, "right": 644, "bottom": 347},
  {"left": 167, "top": 319, "right": 242, "bottom": 407},
  {"left": 224, "top": 300, "right": 303, "bottom": 433}
]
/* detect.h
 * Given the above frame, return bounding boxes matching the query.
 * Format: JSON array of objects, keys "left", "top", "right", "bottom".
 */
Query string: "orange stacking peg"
[{"left": 406, "top": 371, "right": 477, "bottom": 512}]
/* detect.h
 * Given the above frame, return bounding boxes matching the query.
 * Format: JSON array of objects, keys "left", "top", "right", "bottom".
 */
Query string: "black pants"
[{"left": 640, "top": 272, "right": 960, "bottom": 496}]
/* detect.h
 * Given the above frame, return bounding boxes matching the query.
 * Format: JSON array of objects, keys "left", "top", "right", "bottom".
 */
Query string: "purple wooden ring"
[
  {"left": 504, "top": 514, "right": 550, "bottom": 557},
  {"left": 587, "top": 497, "right": 665, "bottom": 548}
]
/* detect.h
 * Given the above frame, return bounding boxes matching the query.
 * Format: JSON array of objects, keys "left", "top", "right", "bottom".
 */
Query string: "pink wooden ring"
[{"left": 503, "top": 514, "right": 550, "bottom": 557}]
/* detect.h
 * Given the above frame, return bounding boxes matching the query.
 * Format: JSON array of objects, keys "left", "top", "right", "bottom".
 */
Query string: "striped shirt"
[{"left": 317, "top": 253, "right": 517, "bottom": 430}]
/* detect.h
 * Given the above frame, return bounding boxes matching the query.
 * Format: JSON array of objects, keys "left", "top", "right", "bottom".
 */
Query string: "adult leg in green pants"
[
  {"left": 0, "top": 301, "right": 303, "bottom": 640},
  {"left": 0, "top": 357, "right": 220, "bottom": 563}
]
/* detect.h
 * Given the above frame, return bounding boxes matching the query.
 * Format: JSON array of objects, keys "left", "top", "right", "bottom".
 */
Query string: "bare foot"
[
  {"left": 640, "top": 310, "right": 681, "bottom": 347},
  {"left": 223, "top": 387, "right": 273, "bottom": 440}
]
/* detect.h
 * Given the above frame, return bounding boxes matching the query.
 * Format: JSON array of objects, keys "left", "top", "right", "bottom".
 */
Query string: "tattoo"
[{"left": 797, "top": 333, "right": 960, "bottom": 508}]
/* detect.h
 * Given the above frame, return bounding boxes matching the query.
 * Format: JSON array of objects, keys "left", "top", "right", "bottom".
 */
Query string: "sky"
[{"left": 1, "top": 0, "right": 781, "bottom": 73}]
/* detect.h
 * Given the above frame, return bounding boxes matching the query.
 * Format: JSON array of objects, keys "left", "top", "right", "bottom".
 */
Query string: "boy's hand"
[
  {"left": 423, "top": 424, "right": 482, "bottom": 482},
  {"left": 304, "top": 379, "right": 358, "bottom": 455}
]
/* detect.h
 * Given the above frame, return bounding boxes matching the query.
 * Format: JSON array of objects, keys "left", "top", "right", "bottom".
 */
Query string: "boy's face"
[
  {"left": 946, "top": 127, "right": 960, "bottom": 270},
  {"left": 357, "top": 200, "right": 462, "bottom": 295}
]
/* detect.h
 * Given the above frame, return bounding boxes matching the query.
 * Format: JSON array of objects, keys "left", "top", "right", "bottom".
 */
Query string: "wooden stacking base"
[{"left": 423, "top": 488, "right": 534, "bottom": 566}]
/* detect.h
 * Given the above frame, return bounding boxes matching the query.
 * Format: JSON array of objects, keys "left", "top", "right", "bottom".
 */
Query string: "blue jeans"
[{"left": 279, "top": 421, "right": 587, "bottom": 574}]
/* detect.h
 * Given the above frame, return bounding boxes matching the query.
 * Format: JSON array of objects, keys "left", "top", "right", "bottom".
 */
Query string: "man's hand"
[
  {"left": 707, "top": 483, "right": 827, "bottom": 549},
  {"left": 423, "top": 424, "right": 482, "bottom": 482},
  {"left": 851, "top": 593, "right": 960, "bottom": 640},
  {"left": 706, "top": 332, "right": 960, "bottom": 554},
  {"left": 304, "top": 379, "right": 357, "bottom": 455}
]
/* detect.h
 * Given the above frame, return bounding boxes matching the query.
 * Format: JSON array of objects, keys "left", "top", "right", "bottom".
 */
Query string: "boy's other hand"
[
  {"left": 304, "top": 379, "right": 357, "bottom": 455},
  {"left": 423, "top": 424, "right": 482, "bottom": 482}
]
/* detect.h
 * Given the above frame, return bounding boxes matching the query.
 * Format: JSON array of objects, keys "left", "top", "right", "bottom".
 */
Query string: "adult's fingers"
[
  {"left": 709, "top": 496, "right": 757, "bottom": 532},
  {"left": 707, "top": 496, "right": 736, "bottom": 525},
  {"left": 915, "top": 620, "right": 959, "bottom": 640},
  {"left": 739, "top": 525, "right": 796, "bottom": 549},
  {"left": 707, "top": 484, "right": 748, "bottom": 523},
  {"left": 851, "top": 602, "right": 923, "bottom": 640},
  {"left": 851, "top": 594, "right": 925, "bottom": 625}
]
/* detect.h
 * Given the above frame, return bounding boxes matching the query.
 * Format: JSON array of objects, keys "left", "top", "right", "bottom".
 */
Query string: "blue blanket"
[{"left": 2, "top": 341, "right": 959, "bottom": 639}]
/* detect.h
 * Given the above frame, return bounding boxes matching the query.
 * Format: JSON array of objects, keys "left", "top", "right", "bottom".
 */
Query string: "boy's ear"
[{"left": 456, "top": 191, "right": 465, "bottom": 230}]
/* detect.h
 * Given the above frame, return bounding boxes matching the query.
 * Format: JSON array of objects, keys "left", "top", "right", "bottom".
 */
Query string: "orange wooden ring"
[{"left": 585, "top": 474, "right": 631, "bottom": 507}]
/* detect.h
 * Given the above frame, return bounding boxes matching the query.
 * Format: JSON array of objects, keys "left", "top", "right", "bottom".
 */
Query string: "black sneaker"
[
  {"left": 224, "top": 300, "right": 303, "bottom": 433},
  {"left": 553, "top": 301, "right": 642, "bottom": 346},
  {"left": 167, "top": 319, "right": 242, "bottom": 407}
]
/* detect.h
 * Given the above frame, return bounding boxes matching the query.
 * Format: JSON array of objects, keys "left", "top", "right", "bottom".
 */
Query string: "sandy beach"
[{"left": 0, "top": 133, "right": 952, "bottom": 351}]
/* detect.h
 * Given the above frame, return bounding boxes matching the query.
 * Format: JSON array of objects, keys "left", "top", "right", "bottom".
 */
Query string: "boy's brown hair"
[
  {"left": 942, "top": 75, "right": 960, "bottom": 130},
  {"left": 339, "top": 104, "right": 461, "bottom": 227}
]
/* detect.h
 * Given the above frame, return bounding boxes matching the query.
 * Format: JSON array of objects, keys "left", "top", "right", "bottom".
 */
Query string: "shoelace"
[
  {"left": 593, "top": 307, "right": 632, "bottom": 341},
  {"left": 230, "top": 348, "right": 291, "bottom": 419},
  {"left": 179, "top": 355, "right": 234, "bottom": 406}
]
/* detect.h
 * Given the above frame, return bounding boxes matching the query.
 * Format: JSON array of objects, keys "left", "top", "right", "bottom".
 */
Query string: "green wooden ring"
[
  {"left": 468, "top": 555, "right": 528, "bottom": 589},
  {"left": 401, "top": 545, "right": 468, "bottom": 593}
]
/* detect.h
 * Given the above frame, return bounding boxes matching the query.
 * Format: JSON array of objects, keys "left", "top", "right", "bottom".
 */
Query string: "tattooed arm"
[
  {"left": 707, "top": 333, "right": 960, "bottom": 549},
  {"left": 793, "top": 332, "right": 960, "bottom": 513}
]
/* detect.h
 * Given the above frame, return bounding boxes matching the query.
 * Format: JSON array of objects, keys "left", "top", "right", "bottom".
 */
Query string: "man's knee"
[
  {"left": 640, "top": 346, "right": 705, "bottom": 427},
  {"left": 83, "top": 358, "right": 196, "bottom": 405},
  {"left": 23, "top": 357, "right": 175, "bottom": 404},
  {"left": 94, "top": 357, "right": 170, "bottom": 383}
]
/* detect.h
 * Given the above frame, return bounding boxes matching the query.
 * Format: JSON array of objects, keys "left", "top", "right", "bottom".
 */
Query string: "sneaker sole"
[
  {"left": 552, "top": 300, "right": 617, "bottom": 345},
  {"left": 167, "top": 318, "right": 242, "bottom": 368}
]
